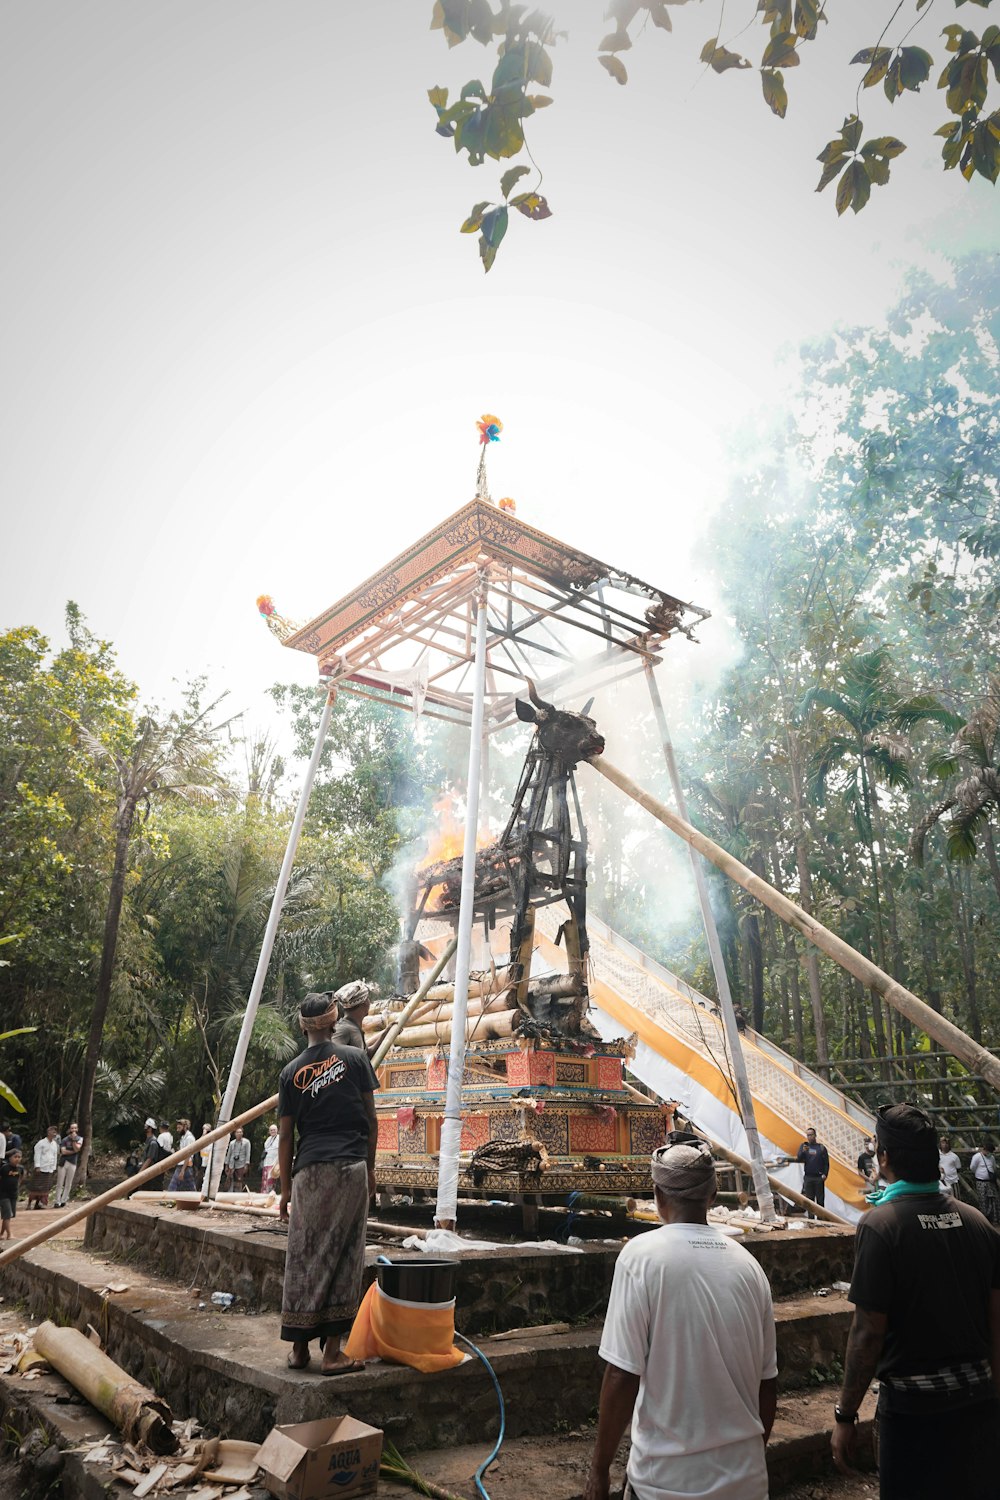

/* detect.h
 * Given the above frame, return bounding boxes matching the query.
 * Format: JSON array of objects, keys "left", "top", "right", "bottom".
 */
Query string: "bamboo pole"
[
  {"left": 702, "top": 1133, "right": 850, "bottom": 1226},
  {"left": 370, "top": 938, "right": 458, "bottom": 1067},
  {"left": 589, "top": 754, "right": 1000, "bottom": 1095},
  {"left": 644, "top": 662, "right": 776, "bottom": 1224},
  {"left": 34, "top": 1321, "right": 179, "bottom": 1453},
  {"left": 388, "top": 1009, "right": 520, "bottom": 1050},
  {"left": 0, "top": 1095, "right": 278, "bottom": 1269}
]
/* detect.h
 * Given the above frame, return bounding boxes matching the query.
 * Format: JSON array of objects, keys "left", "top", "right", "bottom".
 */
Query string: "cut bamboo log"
[
  {"left": 590, "top": 754, "right": 1000, "bottom": 1096},
  {"left": 389, "top": 1008, "right": 520, "bottom": 1049},
  {"left": 33, "top": 1321, "right": 178, "bottom": 1453},
  {"left": 364, "top": 988, "right": 510, "bottom": 1034}
]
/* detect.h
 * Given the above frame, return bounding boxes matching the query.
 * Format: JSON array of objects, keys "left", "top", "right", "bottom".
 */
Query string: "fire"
[{"left": 418, "top": 795, "right": 492, "bottom": 872}]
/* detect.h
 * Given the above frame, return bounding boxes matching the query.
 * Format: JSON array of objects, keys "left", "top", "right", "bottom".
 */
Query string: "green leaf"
[
  {"left": 599, "top": 30, "right": 633, "bottom": 51},
  {"left": 460, "top": 201, "right": 491, "bottom": 233},
  {"left": 842, "top": 114, "right": 863, "bottom": 150},
  {"left": 599, "top": 53, "right": 629, "bottom": 83},
  {"left": 794, "top": 0, "right": 819, "bottom": 40},
  {"left": 510, "top": 191, "right": 552, "bottom": 218},
  {"left": 852, "top": 46, "right": 892, "bottom": 87},
  {"left": 701, "top": 37, "right": 752, "bottom": 72},
  {"left": 816, "top": 156, "right": 845, "bottom": 191},
  {"left": 528, "top": 94, "right": 553, "bottom": 108},
  {"left": 898, "top": 46, "right": 933, "bottom": 90},
  {"left": 649, "top": 4, "right": 673, "bottom": 30},
  {"left": 500, "top": 165, "right": 531, "bottom": 198},
  {"left": 428, "top": 85, "right": 449, "bottom": 110},
  {"left": 762, "top": 31, "right": 800, "bottom": 68},
  {"left": 483, "top": 99, "right": 527, "bottom": 159},
  {"left": 461, "top": 79, "right": 487, "bottom": 101},
  {"left": 972, "top": 117, "right": 1000, "bottom": 179},
  {"left": 862, "top": 135, "right": 906, "bottom": 159},
  {"left": 835, "top": 159, "right": 871, "bottom": 214},
  {"left": 479, "top": 205, "right": 509, "bottom": 272},
  {"left": 494, "top": 39, "right": 553, "bottom": 90},
  {"left": 0, "top": 1078, "right": 27, "bottom": 1113},
  {"left": 761, "top": 68, "right": 788, "bottom": 117}
]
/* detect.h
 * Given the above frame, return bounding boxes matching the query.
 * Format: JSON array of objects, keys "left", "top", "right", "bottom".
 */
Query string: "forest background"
[{"left": 2, "top": 252, "right": 998, "bottom": 1167}]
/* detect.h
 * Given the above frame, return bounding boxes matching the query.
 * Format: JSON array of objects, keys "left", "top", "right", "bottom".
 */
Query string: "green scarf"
[{"left": 866, "top": 1179, "right": 941, "bottom": 1207}]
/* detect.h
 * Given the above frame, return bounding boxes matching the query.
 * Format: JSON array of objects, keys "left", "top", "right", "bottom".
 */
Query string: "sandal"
[{"left": 320, "top": 1358, "right": 365, "bottom": 1377}]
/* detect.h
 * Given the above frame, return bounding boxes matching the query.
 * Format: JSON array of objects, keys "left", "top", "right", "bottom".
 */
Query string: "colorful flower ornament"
[
  {"left": 498, "top": 496, "right": 516, "bottom": 513},
  {"left": 257, "top": 595, "right": 276, "bottom": 617},
  {"left": 477, "top": 414, "right": 502, "bottom": 445}
]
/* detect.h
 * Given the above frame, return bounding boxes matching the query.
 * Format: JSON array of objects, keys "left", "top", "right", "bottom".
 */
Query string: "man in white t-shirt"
[
  {"left": 586, "top": 1135, "right": 777, "bottom": 1500},
  {"left": 938, "top": 1135, "right": 962, "bottom": 1195}
]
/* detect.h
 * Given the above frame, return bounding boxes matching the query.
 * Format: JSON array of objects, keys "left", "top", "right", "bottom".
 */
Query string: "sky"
[{"left": 2, "top": 1, "right": 997, "bottom": 747}]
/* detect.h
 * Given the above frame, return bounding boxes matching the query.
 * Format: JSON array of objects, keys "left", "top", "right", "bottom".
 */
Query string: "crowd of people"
[
  {"left": 124, "top": 1117, "right": 282, "bottom": 1195},
  {"left": 0, "top": 1119, "right": 83, "bottom": 1233}
]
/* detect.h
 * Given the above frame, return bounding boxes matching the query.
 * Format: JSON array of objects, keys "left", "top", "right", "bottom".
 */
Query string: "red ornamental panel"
[
  {"left": 377, "top": 1116, "right": 399, "bottom": 1152},
  {"left": 569, "top": 1111, "right": 619, "bottom": 1155},
  {"left": 596, "top": 1057, "right": 623, "bottom": 1091},
  {"left": 505, "top": 1051, "right": 530, "bottom": 1087},
  {"left": 426, "top": 1058, "right": 448, "bottom": 1091},
  {"left": 528, "top": 1052, "right": 557, "bottom": 1086},
  {"left": 460, "top": 1114, "right": 490, "bottom": 1151}
]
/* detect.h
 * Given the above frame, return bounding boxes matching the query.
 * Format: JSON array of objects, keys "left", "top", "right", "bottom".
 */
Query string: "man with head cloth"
[
  {"left": 332, "top": 981, "right": 372, "bottom": 1053},
  {"left": 277, "top": 990, "right": 379, "bottom": 1374},
  {"left": 832, "top": 1102, "right": 1000, "bottom": 1498},
  {"left": 586, "top": 1134, "right": 777, "bottom": 1500}
]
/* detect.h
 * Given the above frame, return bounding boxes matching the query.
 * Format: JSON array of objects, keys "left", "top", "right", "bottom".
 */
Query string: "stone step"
[
  {"left": 84, "top": 1201, "right": 855, "bottom": 1328},
  {"left": 0, "top": 1357, "right": 875, "bottom": 1500},
  {"left": 4, "top": 1238, "right": 853, "bottom": 1455}
]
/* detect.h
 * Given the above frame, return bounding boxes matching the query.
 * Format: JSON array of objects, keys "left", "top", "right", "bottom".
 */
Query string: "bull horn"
[
  {"left": 580, "top": 696, "right": 595, "bottom": 716},
  {"left": 524, "top": 678, "right": 553, "bottom": 716}
]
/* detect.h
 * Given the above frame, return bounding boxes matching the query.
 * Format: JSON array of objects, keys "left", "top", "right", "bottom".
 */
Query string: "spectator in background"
[
  {"left": 156, "top": 1121, "right": 173, "bottom": 1156},
  {"left": 939, "top": 1136, "right": 962, "bottom": 1197},
  {"left": 333, "top": 981, "right": 373, "bottom": 1053},
  {"left": 140, "top": 1118, "right": 165, "bottom": 1191},
  {"left": 796, "top": 1127, "right": 830, "bottom": 1215},
  {"left": 54, "top": 1121, "right": 83, "bottom": 1207},
  {"left": 27, "top": 1125, "right": 60, "bottom": 1208},
  {"left": 168, "top": 1118, "right": 197, "bottom": 1193},
  {"left": 969, "top": 1138, "right": 1000, "bottom": 1224},
  {"left": 857, "top": 1136, "right": 877, "bottom": 1188},
  {"left": 2, "top": 1123, "right": 23, "bottom": 1157},
  {"left": 198, "top": 1123, "right": 213, "bottom": 1187},
  {"left": 261, "top": 1123, "right": 280, "bottom": 1193},
  {"left": 0, "top": 1148, "right": 23, "bottom": 1238},
  {"left": 224, "top": 1126, "right": 251, "bottom": 1189}
]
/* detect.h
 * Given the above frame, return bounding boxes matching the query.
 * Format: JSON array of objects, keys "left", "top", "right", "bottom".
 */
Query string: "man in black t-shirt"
[
  {"left": 278, "top": 991, "right": 379, "bottom": 1375},
  {"left": 832, "top": 1102, "right": 1000, "bottom": 1499}
]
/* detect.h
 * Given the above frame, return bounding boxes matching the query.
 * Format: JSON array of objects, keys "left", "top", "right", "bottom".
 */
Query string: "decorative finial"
[
  {"left": 475, "top": 413, "right": 502, "bottom": 503},
  {"left": 256, "top": 594, "right": 299, "bottom": 642}
]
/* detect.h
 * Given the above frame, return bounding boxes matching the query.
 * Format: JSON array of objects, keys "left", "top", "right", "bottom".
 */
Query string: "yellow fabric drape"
[{"left": 345, "top": 1283, "right": 464, "bottom": 1373}]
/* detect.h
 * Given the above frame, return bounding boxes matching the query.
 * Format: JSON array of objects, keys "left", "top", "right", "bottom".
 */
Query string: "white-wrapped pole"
[
  {"left": 204, "top": 688, "right": 336, "bottom": 1200},
  {"left": 435, "top": 576, "right": 489, "bottom": 1228},
  {"left": 644, "top": 664, "right": 776, "bottom": 1224}
]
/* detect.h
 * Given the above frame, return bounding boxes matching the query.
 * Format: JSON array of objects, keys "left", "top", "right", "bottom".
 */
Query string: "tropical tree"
[
  {"left": 803, "top": 646, "right": 962, "bottom": 977},
  {"left": 911, "top": 675, "right": 1000, "bottom": 904},
  {"left": 72, "top": 691, "right": 231, "bottom": 1180}
]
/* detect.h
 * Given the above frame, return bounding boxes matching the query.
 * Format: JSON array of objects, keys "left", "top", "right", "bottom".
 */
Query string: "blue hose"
[{"left": 455, "top": 1331, "right": 506, "bottom": 1500}]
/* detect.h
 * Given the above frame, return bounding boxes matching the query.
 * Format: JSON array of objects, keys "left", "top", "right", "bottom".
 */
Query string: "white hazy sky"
[{"left": 2, "top": 1, "right": 996, "bottom": 735}]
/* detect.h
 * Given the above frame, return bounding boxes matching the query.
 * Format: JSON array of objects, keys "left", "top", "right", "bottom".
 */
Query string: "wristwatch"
[{"left": 834, "top": 1405, "right": 859, "bottom": 1424}]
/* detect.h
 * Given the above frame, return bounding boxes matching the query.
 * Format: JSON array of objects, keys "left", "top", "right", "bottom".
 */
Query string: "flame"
[{"left": 418, "top": 795, "right": 492, "bottom": 872}]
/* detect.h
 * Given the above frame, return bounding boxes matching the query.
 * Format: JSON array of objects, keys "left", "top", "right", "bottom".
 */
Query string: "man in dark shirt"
[
  {"left": 857, "top": 1136, "right": 877, "bottom": 1187},
  {"left": 278, "top": 990, "right": 379, "bottom": 1375},
  {"left": 832, "top": 1102, "right": 1000, "bottom": 1499},
  {"left": 796, "top": 1127, "right": 830, "bottom": 1214},
  {"left": 332, "top": 980, "right": 373, "bottom": 1053}
]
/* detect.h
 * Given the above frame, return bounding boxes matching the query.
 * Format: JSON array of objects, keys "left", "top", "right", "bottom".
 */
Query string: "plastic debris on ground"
[{"left": 400, "top": 1226, "right": 583, "bottom": 1254}]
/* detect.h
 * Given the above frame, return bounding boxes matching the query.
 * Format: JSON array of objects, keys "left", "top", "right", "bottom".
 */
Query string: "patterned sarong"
[
  {"left": 975, "top": 1178, "right": 1000, "bottom": 1224},
  {"left": 280, "top": 1158, "right": 369, "bottom": 1343},
  {"left": 28, "top": 1169, "right": 55, "bottom": 1205}
]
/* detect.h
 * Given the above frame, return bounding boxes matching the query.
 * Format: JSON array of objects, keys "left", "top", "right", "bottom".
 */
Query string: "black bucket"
[{"left": 375, "top": 1257, "right": 457, "bottom": 1304}]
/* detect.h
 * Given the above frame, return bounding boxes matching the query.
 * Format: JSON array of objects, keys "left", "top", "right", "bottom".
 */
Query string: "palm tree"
[
  {"left": 801, "top": 646, "right": 960, "bottom": 1057},
  {"left": 73, "top": 695, "right": 230, "bottom": 1180},
  {"left": 911, "top": 675, "right": 1000, "bottom": 905}
]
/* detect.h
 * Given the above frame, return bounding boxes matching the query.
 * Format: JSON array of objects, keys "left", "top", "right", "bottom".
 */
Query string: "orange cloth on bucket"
[{"left": 344, "top": 1282, "right": 464, "bottom": 1373}]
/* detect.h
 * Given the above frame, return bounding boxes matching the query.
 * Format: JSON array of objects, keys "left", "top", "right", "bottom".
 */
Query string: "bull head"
[{"left": 514, "top": 680, "right": 605, "bottom": 766}]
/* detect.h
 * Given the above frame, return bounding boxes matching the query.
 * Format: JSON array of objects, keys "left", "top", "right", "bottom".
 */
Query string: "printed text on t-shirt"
[{"left": 293, "top": 1054, "right": 347, "bottom": 1097}]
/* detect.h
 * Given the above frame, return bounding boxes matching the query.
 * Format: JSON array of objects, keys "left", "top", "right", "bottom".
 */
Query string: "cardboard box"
[{"left": 256, "top": 1414, "right": 382, "bottom": 1499}]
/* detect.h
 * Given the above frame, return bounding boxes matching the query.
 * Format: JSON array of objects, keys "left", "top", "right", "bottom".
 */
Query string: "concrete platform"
[{"left": 84, "top": 1201, "right": 856, "bottom": 1325}]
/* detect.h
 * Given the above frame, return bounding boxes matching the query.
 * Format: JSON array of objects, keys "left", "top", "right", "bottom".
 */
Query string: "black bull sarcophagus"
[{"left": 405, "top": 681, "right": 605, "bottom": 1035}]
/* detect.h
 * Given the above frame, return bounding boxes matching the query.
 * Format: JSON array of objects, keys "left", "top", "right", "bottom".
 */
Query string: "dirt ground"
[{"left": 779, "top": 1477, "right": 878, "bottom": 1499}]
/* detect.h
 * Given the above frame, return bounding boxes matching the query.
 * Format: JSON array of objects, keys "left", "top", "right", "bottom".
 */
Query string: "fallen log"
[
  {"left": 33, "top": 1321, "right": 178, "bottom": 1454},
  {"left": 590, "top": 753, "right": 1000, "bottom": 1096}
]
